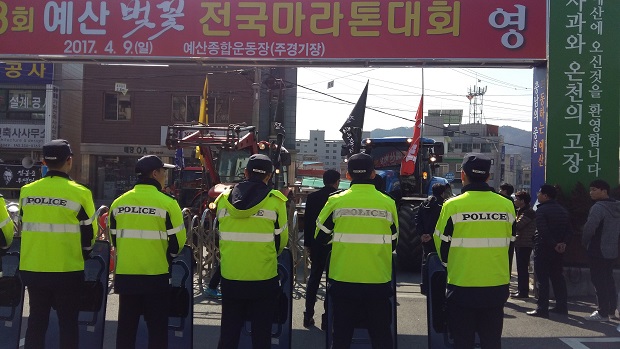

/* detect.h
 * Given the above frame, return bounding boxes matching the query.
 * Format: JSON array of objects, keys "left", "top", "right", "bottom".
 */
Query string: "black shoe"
[
  {"left": 303, "top": 312, "right": 315, "bottom": 328},
  {"left": 549, "top": 307, "right": 568, "bottom": 315},
  {"left": 511, "top": 293, "right": 529, "bottom": 299},
  {"left": 320, "top": 313, "right": 328, "bottom": 331},
  {"left": 526, "top": 309, "right": 549, "bottom": 318}
]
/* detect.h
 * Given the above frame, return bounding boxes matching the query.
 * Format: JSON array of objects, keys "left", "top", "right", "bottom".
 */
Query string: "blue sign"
[
  {"left": 444, "top": 172, "right": 455, "bottom": 182},
  {"left": 0, "top": 63, "right": 54, "bottom": 85}
]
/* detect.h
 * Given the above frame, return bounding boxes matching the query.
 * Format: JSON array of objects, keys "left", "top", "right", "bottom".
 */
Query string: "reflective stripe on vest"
[
  {"left": 332, "top": 232, "right": 396, "bottom": 244},
  {"left": 21, "top": 196, "right": 82, "bottom": 213},
  {"left": 167, "top": 223, "right": 184, "bottom": 236},
  {"left": 435, "top": 232, "right": 513, "bottom": 248},
  {"left": 22, "top": 222, "right": 80, "bottom": 233},
  {"left": 110, "top": 229, "right": 167, "bottom": 240},
  {"left": 112, "top": 206, "right": 168, "bottom": 219},
  {"left": 333, "top": 208, "right": 393, "bottom": 224},
  {"left": 0, "top": 217, "right": 10, "bottom": 229},
  {"left": 316, "top": 220, "right": 333, "bottom": 234},
  {"left": 451, "top": 211, "right": 515, "bottom": 224},
  {"left": 80, "top": 214, "right": 96, "bottom": 226},
  {"left": 220, "top": 231, "right": 275, "bottom": 243},
  {"left": 217, "top": 208, "right": 278, "bottom": 221}
]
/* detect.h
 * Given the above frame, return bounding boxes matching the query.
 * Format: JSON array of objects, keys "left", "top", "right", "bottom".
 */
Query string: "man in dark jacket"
[
  {"left": 415, "top": 183, "right": 449, "bottom": 295},
  {"left": 527, "top": 184, "right": 572, "bottom": 318},
  {"left": 303, "top": 169, "right": 340, "bottom": 328},
  {"left": 582, "top": 179, "right": 620, "bottom": 321},
  {"left": 511, "top": 191, "right": 536, "bottom": 298}
]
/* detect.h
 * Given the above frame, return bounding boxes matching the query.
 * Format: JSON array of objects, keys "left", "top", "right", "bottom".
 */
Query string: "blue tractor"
[{"left": 362, "top": 137, "right": 449, "bottom": 271}]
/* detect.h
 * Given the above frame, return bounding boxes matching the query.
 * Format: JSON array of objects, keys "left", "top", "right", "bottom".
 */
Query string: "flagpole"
[{"left": 420, "top": 68, "right": 424, "bottom": 138}]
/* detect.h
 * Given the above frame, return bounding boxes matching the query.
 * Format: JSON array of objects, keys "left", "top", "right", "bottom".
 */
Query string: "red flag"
[{"left": 400, "top": 96, "right": 424, "bottom": 176}]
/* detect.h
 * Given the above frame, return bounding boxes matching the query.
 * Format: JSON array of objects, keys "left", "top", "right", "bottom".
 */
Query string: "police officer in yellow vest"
[
  {"left": 109, "top": 155, "right": 186, "bottom": 349},
  {"left": 19, "top": 139, "right": 96, "bottom": 349},
  {"left": 215, "top": 154, "right": 288, "bottom": 349},
  {"left": 1, "top": 194, "right": 15, "bottom": 261},
  {"left": 315, "top": 153, "right": 398, "bottom": 349},
  {"left": 434, "top": 153, "right": 516, "bottom": 349}
]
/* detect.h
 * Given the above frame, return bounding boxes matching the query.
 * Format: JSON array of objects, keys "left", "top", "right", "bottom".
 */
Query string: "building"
[
  {"left": 1, "top": 63, "right": 297, "bottom": 204},
  {"left": 502, "top": 153, "right": 523, "bottom": 190},
  {"left": 295, "top": 129, "right": 371, "bottom": 175},
  {"left": 424, "top": 109, "right": 504, "bottom": 189}
]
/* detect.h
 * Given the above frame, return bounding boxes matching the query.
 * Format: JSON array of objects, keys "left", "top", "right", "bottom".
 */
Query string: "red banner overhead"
[{"left": 0, "top": 0, "right": 546, "bottom": 63}]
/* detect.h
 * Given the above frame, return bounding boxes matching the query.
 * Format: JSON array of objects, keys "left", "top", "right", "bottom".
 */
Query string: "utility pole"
[{"left": 252, "top": 68, "right": 261, "bottom": 132}]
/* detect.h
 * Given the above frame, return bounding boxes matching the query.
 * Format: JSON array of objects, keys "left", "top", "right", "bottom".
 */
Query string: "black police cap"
[
  {"left": 462, "top": 152, "right": 492, "bottom": 179},
  {"left": 135, "top": 155, "right": 175, "bottom": 176},
  {"left": 247, "top": 154, "right": 273, "bottom": 174},
  {"left": 42, "top": 139, "right": 73, "bottom": 161},
  {"left": 347, "top": 153, "right": 374, "bottom": 174}
]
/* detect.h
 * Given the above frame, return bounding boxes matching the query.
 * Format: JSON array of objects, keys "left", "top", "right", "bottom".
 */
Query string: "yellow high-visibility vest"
[
  {"left": 110, "top": 184, "right": 186, "bottom": 275},
  {"left": 216, "top": 189, "right": 288, "bottom": 281},
  {"left": 19, "top": 175, "right": 96, "bottom": 272},
  {"left": 434, "top": 190, "right": 516, "bottom": 287},
  {"left": 315, "top": 184, "right": 398, "bottom": 284}
]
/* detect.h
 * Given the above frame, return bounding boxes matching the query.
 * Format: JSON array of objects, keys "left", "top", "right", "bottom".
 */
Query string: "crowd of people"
[{"left": 2, "top": 140, "right": 620, "bottom": 349}]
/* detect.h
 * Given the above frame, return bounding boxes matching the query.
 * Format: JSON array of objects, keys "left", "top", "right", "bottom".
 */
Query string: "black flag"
[{"left": 340, "top": 81, "right": 368, "bottom": 158}]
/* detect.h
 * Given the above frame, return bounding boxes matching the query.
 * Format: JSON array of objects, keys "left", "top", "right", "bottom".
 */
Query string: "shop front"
[{"left": 81, "top": 143, "right": 175, "bottom": 206}]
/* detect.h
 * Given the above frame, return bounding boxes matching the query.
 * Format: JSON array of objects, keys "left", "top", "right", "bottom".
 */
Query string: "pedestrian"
[
  {"left": 416, "top": 183, "right": 450, "bottom": 295},
  {"left": 215, "top": 154, "right": 289, "bottom": 349},
  {"left": 303, "top": 169, "right": 340, "bottom": 329},
  {"left": 1, "top": 194, "right": 15, "bottom": 263},
  {"left": 499, "top": 183, "right": 514, "bottom": 200},
  {"left": 499, "top": 182, "right": 516, "bottom": 271},
  {"left": 315, "top": 153, "right": 398, "bottom": 349},
  {"left": 581, "top": 179, "right": 620, "bottom": 321},
  {"left": 526, "top": 184, "right": 571, "bottom": 318},
  {"left": 511, "top": 191, "right": 536, "bottom": 299},
  {"left": 109, "top": 155, "right": 187, "bottom": 349},
  {"left": 18, "top": 139, "right": 96, "bottom": 349},
  {"left": 434, "top": 153, "right": 515, "bottom": 349}
]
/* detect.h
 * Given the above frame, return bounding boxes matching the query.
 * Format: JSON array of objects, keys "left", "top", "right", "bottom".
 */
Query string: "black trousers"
[
  {"left": 534, "top": 248, "right": 567, "bottom": 311},
  {"left": 447, "top": 302, "right": 504, "bottom": 349},
  {"left": 25, "top": 278, "right": 82, "bottom": 349},
  {"left": 305, "top": 247, "right": 329, "bottom": 316},
  {"left": 116, "top": 292, "right": 170, "bottom": 349},
  {"left": 515, "top": 247, "right": 532, "bottom": 295},
  {"left": 331, "top": 294, "right": 393, "bottom": 349},
  {"left": 208, "top": 263, "right": 222, "bottom": 290},
  {"left": 217, "top": 293, "right": 277, "bottom": 349},
  {"left": 420, "top": 241, "right": 437, "bottom": 294},
  {"left": 589, "top": 256, "right": 618, "bottom": 317}
]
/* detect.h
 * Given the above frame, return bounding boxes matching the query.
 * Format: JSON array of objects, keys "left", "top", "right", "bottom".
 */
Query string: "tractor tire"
[{"left": 396, "top": 203, "right": 423, "bottom": 272}]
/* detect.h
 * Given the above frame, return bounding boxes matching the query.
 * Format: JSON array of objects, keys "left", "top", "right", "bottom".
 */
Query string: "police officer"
[
  {"left": 216, "top": 154, "right": 288, "bottom": 349},
  {"left": 19, "top": 139, "right": 96, "bottom": 349},
  {"left": 315, "top": 153, "right": 398, "bottom": 349},
  {"left": 0, "top": 194, "right": 15, "bottom": 257},
  {"left": 109, "top": 155, "right": 186, "bottom": 349},
  {"left": 434, "top": 153, "right": 516, "bottom": 349}
]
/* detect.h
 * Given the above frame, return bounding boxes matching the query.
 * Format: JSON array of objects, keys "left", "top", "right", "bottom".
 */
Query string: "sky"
[{"left": 295, "top": 67, "right": 534, "bottom": 140}]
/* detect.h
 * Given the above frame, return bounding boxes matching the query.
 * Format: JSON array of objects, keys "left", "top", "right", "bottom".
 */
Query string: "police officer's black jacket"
[
  {"left": 303, "top": 185, "right": 338, "bottom": 248},
  {"left": 534, "top": 199, "right": 572, "bottom": 251}
]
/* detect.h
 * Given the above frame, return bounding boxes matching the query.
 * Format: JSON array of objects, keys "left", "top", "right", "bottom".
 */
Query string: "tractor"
[{"left": 362, "top": 137, "right": 448, "bottom": 272}]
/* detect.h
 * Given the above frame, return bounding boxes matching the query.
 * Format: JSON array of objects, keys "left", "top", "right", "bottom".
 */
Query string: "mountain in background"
[{"left": 370, "top": 125, "right": 532, "bottom": 165}]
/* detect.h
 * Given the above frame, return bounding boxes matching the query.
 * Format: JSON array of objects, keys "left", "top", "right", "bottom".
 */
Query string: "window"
[
  {"left": 314, "top": 137, "right": 317, "bottom": 141},
  {"left": 462, "top": 144, "right": 473, "bottom": 152},
  {"left": 333, "top": 150, "right": 336, "bottom": 153},
  {"left": 171, "top": 95, "right": 200, "bottom": 122},
  {"left": 171, "top": 95, "right": 230, "bottom": 123},
  {"left": 314, "top": 143, "right": 317, "bottom": 147},
  {"left": 0, "top": 89, "right": 46, "bottom": 120},
  {"left": 480, "top": 143, "right": 493, "bottom": 153},
  {"left": 314, "top": 149, "right": 317, "bottom": 152},
  {"left": 105, "top": 93, "right": 132, "bottom": 121},
  {"left": 332, "top": 156, "right": 336, "bottom": 159},
  {"left": 473, "top": 143, "right": 481, "bottom": 149}
]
